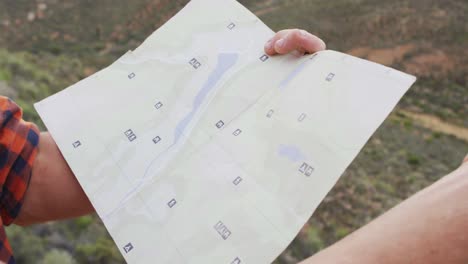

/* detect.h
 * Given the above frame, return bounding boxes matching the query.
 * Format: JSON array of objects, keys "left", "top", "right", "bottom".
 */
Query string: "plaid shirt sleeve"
[{"left": 0, "top": 97, "right": 40, "bottom": 263}]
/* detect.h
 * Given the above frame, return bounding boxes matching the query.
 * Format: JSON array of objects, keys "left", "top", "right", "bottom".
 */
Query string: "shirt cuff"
[{"left": 0, "top": 97, "right": 40, "bottom": 225}]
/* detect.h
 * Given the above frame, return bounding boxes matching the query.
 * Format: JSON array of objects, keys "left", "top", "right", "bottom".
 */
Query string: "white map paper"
[{"left": 34, "top": 0, "right": 416, "bottom": 263}]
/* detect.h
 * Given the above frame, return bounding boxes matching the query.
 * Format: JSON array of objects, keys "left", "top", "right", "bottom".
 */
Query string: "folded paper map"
[{"left": 35, "top": 0, "right": 416, "bottom": 263}]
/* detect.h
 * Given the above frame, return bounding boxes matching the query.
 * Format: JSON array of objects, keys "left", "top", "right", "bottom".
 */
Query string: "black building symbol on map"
[
  {"left": 233, "top": 176, "right": 243, "bottom": 186},
  {"left": 189, "top": 58, "right": 202, "bottom": 69},
  {"left": 266, "top": 109, "right": 274, "bottom": 118},
  {"left": 153, "top": 136, "right": 162, "bottom": 144},
  {"left": 123, "top": 243, "right": 134, "bottom": 253},
  {"left": 216, "top": 120, "right": 225, "bottom": 129},
  {"left": 154, "top": 101, "right": 163, "bottom": 110},
  {"left": 231, "top": 257, "right": 242, "bottom": 264},
  {"left": 233, "top": 129, "right": 242, "bottom": 136},
  {"left": 125, "top": 129, "right": 137, "bottom": 142},
  {"left": 299, "top": 162, "right": 314, "bottom": 176},
  {"left": 260, "top": 54, "right": 269, "bottom": 62},
  {"left": 214, "top": 221, "right": 231, "bottom": 240},
  {"left": 227, "top": 22, "right": 236, "bottom": 30},
  {"left": 167, "top": 198, "right": 177, "bottom": 208},
  {"left": 72, "top": 140, "right": 81, "bottom": 148}
]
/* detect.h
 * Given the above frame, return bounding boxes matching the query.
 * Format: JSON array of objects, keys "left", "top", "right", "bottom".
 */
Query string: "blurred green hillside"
[{"left": 0, "top": 0, "right": 467, "bottom": 263}]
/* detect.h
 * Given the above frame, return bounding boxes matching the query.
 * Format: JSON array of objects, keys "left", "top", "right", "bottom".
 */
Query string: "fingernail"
[
  {"left": 319, "top": 39, "right": 327, "bottom": 50},
  {"left": 276, "top": 38, "right": 285, "bottom": 49},
  {"left": 264, "top": 39, "right": 273, "bottom": 50}
]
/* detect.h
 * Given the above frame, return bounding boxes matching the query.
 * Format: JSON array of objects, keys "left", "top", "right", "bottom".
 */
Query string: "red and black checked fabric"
[{"left": 0, "top": 97, "right": 40, "bottom": 263}]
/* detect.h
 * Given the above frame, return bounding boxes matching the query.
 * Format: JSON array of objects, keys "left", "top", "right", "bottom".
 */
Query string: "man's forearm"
[
  {"left": 301, "top": 162, "right": 468, "bottom": 264},
  {"left": 15, "top": 132, "right": 94, "bottom": 226}
]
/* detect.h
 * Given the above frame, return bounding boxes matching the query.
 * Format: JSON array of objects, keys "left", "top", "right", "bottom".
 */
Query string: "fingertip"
[
  {"left": 304, "top": 36, "right": 326, "bottom": 53},
  {"left": 265, "top": 49, "right": 276, "bottom": 56},
  {"left": 318, "top": 38, "right": 327, "bottom": 51},
  {"left": 301, "top": 31, "right": 326, "bottom": 52},
  {"left": 264, "top": 29, "right": 326, "bottom": 56},
  {"left": 274, "top": 38, "right": 287, "bottom": 54},
  {"left": 264, "top": 39, "right": 276, "bottom": 55}
]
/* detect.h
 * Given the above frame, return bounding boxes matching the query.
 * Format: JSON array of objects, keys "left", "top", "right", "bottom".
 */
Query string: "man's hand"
[
  {"left": 264, "top": 29, "right": 326, "bottom": 56},
  {"left": 301, "top": 154, "right": 468, "bottom": 264}
]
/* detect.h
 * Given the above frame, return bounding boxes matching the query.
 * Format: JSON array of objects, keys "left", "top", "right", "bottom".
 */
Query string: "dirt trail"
[
  {"left": 255, "top": 6, "right": 281, "bottom": 16},
  {"left": 348, "top": 44, "right": 416, "bottom": 66},
  {"left": 253, "top": 0, "right": 281, "bottom": 17},
  {"left": 399, "top": 110, "right": 468, "bottom": 142}
]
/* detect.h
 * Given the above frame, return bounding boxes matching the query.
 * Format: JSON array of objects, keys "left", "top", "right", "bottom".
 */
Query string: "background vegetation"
[{"left": 0, "top": 0, "right": 467, "bottom": 263}]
